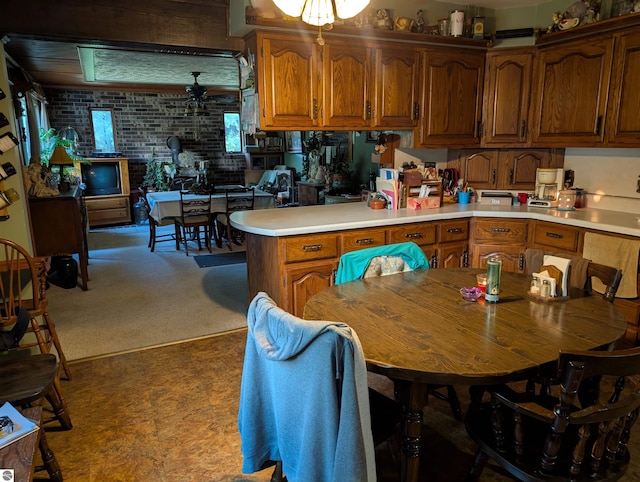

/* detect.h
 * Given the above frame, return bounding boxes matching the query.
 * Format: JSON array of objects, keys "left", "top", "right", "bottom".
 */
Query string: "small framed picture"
[
  {"left": 366, "top": 131, "right": 381, "bottom": 143},
  {"left": 285, "top": 131, "right": 302, "bottom": 153}
]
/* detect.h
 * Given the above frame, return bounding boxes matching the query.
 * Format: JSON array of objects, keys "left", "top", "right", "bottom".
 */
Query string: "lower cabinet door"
[
  {"left": 437, "top": 242, "right": 468, "bottom": 269},
  {"left": 284, "top": 260, "right": 338, "bottom": 317}
]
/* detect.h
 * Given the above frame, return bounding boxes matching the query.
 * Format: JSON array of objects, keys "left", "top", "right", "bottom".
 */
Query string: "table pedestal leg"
[{"left": 393, "top": 380, "right": 429, "bottom": 482}]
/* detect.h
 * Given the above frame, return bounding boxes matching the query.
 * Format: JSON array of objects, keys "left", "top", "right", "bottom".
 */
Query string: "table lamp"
[{"left": 48, "top": 146, "right": 76, "bottom": 191}]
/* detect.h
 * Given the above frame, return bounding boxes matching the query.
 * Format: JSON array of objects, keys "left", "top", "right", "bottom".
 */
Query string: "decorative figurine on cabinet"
[{"left": 374, "top": 9, "right": 393, "bottom": 29}]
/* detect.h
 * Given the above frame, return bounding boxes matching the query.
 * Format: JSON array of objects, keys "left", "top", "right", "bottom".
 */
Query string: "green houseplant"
[{"left": 142, "top": 148, "right": 176, "bottom": 192}]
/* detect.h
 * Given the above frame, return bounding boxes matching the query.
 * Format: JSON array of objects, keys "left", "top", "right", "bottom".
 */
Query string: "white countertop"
[{"left": 230, "top": 202, "right": 640, "bottom": 238}]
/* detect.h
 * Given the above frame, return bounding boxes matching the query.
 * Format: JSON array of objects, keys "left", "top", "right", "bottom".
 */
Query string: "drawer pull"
[
  {"left": 404, "top": 232, "right": 423, "bottom": 239},
  {"left": 355, "top": 238, "right": 375, "bottom": 245},
  {"left": 490, "top": 227, "right": 511, "bottom": 233},
  {"left": 446, "top": 227, "right": 462, "bottom": 234},
  {"left": 545, "top": 232, "right": 563, "bottom": 239},
  {"left": 302, "top": 244, "right": 323, "bottom": 252}
]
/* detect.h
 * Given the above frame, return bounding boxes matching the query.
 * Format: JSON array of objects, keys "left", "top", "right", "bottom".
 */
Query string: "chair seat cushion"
[{"left": 175, "top": 215, "right": 210, "bottom": 225}]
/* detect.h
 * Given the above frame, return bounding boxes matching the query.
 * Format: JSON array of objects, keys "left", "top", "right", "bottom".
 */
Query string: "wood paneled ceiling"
[{"left": 0, "top": 0, "right": 244, "bottom": 95}]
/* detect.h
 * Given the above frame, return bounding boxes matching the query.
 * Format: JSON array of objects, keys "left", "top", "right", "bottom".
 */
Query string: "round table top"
[{"left": 303, "top": 268, "right": 628, "bottom": 386}]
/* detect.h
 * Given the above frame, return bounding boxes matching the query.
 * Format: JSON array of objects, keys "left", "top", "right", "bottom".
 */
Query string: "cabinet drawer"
[
  {"left": 387, "top": 223, "right": 437, "bottom": 246},
  {"left": 439, "top": 220, "right": 469, "bottom": 243},
  {"left": 86, "top": 197, "right": 128, "bottom": 210},
  {"left": 473, "top": 218, "right": 528, "bottom": 243},
  {"left": 88, "top": 207, "right": 130, "bottom": 224},
  {"left": 341, "top": 229, "right": 386, "bottom": 253},
  {"left": 282, "top": 234, "right": 339, "bottom": 263},
  {"left": 532, "top": 221, "right": 581, "bottom": 253}
]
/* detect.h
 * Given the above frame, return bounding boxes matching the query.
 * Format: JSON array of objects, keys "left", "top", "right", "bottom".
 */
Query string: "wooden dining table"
[{"left": 303, "top": 268, "right": 628, "bottom": 482}]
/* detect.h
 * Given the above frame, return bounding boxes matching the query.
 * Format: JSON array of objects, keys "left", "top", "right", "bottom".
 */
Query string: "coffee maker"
[{"left": 527, "top": 168, "right": 564, "bottom": 208}]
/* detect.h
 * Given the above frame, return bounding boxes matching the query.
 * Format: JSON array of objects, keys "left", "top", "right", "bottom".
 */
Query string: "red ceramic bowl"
[{"left": 370, "top": 199, "right": 386, "bottom": 209}]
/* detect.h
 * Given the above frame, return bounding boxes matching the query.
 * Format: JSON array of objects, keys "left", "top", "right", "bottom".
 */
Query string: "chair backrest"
[
  {"left": 538, "top": 347, "right": 640, "bottom": 477},
  {"left": 0, "top": 239, "right": 44, "bottom": 327},
  {"left": 587, "top": 261, "right": 623, "bottom": 303},
  {"left": 224, "top": 187, "right": 255, "bottom": 215},
  {"left": 178, "top": 190, "right": 211, "bottom": 221},
  {"left": 335, "top": 241, "right": 430, "bottom": 285},
  {"left": 478, "top": 347, "right": 640, "bottom": 481}
]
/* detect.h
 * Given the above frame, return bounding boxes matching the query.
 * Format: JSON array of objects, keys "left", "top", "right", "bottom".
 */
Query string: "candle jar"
[
  {"left": 557, "top": 190, "right": 576, "bottom": 210},
  {"left": 476, "top": 273, "right": 487, "bottom": 294},
  {"left": 485, "top": 256, "right": 502, "bottom": 303}
]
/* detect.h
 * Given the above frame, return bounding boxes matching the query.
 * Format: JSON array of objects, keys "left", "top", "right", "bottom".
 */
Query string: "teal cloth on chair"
[{"left": 335, "top": 241, "right": 430, "bottom": 285}]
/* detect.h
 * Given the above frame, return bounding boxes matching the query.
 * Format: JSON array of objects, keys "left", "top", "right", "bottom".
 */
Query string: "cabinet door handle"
[
  {"left": 413, "top": 102, "right": 420, "bottom": 120},
  {"left": 313, "top": 99, "right": 318, "bottom": 120},
  {"left": 519, "top": 252, "right": 525, "bottom": 272},
  {"left": 595, "top": 115, "right": 602, "bottom": 135},
  {"left": 520, "top": 120, "right": 526, "bottom": 138},
  {"left": 490, "top": 227, "right": 511, "bottom": 233},
  {"left": 491, "top": 169, "right": 496, "bottom": 185},
  {"left": 446, "top": 227, "right": 462, "bottom": 233},
  {"left": 366, "top": 101, "right": 371, "bottom": 120},
  {"left": 404, "top": 232, "right": 423, "bottom": 239},
  {"left": 355, "top": 238, "right": 375, "bottom": 245},
  {"left": 302, "top": 244, "right": 323, "bottom": 252},
  {"left": 508, "top": 169, "right": 514, "bottom": 185},
  {"left": 545, "top": 232, "right": 563, "bottom": 239},
  {"left": 477, "top": 121, "right": 482, "bottom": 138},
  {"left": 463, "top": 250, "right": 469, "bottom": 268},
  {"left": 431, "top": 255, "right": 438, "bottom": 268}
]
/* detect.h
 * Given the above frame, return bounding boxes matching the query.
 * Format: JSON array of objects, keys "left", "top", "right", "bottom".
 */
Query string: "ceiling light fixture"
[
  {"left": 184, "top": 72, "right": 208, "bottom": 117},
  {"left": 273, "top": 0, "right": 370, "bottom": 26},
  {"left": 272, "top": 0, "right": 370, "bottom": 44}
]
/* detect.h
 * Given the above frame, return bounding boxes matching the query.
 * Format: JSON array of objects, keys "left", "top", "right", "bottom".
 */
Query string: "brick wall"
[{"left": 44, "top": 89, "right": 246, "bottom": 189}]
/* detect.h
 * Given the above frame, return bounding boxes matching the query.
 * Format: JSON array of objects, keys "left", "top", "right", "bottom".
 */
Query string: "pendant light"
[{"left": 272, "top": 0, "right": 370, "bottom": 27}]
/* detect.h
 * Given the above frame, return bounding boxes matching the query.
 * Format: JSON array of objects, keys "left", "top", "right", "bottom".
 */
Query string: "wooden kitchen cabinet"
[
  {"left": 417, "top": 47, "right": 485, "bottom": 147},
  {"left": 482, "top": 47, "right": 534, "bottom": 146},
  {"left": 284, "top": 259, "right": 338, "bottom": 318},
  {"left": 449, "top": 148, "right": 565, "bottom": 191},
  {"left": 246, "top": 30, "right": 420, "bottom": 131},
  {"left": 606, "top": 28, "right": 640, "bottom": 146},
  {"left": 469, "top": 217, "right": 529, "bottom": 272},
  {"left": 531, "top": 220, "right": 583, "bottom": 255},
  {"left": 531, "top": 34, "right": 614, "bottom": 146},
  {"left": 434, "top": 219, "right": 469, "bottom": 268},
  {"left": 250, "top": 31, "right": 319, "bottom": 129},
  {"left": 371, "top": 45, "right": 420, "bottom": 129}
]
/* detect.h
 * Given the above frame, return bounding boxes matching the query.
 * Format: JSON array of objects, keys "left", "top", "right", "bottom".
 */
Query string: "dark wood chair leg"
[
  {"left": 271, "top": 461, "right": 287, "bottom": 482},
  {"left": 467, "top": 449, "right": 488, "bottom": 480},
  {"left": 38, "top": 427, "right": 63, "bottom": 482}
]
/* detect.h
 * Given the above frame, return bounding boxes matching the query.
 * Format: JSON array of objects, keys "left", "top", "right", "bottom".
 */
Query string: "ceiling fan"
[{"left": 184, "top": 71, "right": 208, "bottom": 116}]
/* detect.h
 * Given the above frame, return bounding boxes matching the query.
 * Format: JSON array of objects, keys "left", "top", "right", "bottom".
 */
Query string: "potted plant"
[{"left": 142, "top": 148, "right": 176, "bottom": 192}]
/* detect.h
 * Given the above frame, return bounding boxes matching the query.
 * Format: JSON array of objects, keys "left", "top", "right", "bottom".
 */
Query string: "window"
[
  {"left": 223, "top": 112, "right": 241, "bottom": 153},
  {"left": 90, "top": 108, "right": 117, "bottom": 153}
]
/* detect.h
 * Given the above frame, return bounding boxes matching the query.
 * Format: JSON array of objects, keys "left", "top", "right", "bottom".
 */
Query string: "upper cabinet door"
[
  {"left": 531, "top": 35, "right": 614, "bottom": 146},
  {"left": 372, "top": 46, "right": 420, "bottom": 129},
  {"left": 606, "top": 29, "right": 640, "bottom": 146},
  {"left": 260, "top": 35, "right": 320, "bottom": 129},
  {"left": 418, "top": 48, "right": 485, "bottom": 148},
  {"left": 482, "top": 49, "right": 534, "bottom": 147},
  {"left": 460, "top": 149, "right": 499, "bottom": 190},
  {"left": 321, "top": 42, "right": 370, "bottom": 129}
]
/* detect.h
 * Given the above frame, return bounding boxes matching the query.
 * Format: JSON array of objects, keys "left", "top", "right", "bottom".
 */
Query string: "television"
[{"left": 81, "top": 161, "right": 122, "bottom": 196}]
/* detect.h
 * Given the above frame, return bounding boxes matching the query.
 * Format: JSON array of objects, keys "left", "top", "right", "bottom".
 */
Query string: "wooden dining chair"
[
  {"left": 138, "top": 190, "right": 175, "bottom": 252},
  {"left": 466, "top": 346, "right": 640, "bottom": 481},
  {"left": 0, "top": 238, "right": 72, "bottom": 381},
  {"left": 585, "top": 261, "right": 623, "bottom": 303},
  {"left": 213, "top": 187, "right": 255, "bottom": 251},
  {"left": 335, "top": 242, "right": 462, "bottom": 420},
  {"left": 173, "top": 190, "right": 212, "bottom": 256}
]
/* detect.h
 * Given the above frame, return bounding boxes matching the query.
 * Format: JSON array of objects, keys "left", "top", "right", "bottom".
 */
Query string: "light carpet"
[{"left": 46, "top": 224, "right": 250, "bottom": 361}]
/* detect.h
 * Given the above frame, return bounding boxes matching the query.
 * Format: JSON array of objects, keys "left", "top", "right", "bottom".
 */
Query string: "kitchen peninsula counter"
[
  {"left": 231, "top": 202, "right": 640, "bottom": 238},
  {"left": 233, "top": 202, "right": 640, "bottom": 319}
]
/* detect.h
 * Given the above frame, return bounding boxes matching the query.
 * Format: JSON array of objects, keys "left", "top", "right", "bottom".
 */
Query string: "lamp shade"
[
  {"left": 273, "top": 0, "right": 369, "bottom": 26},
  {"left": 48, "top": 146, "right": 75, "bottom": 165}
]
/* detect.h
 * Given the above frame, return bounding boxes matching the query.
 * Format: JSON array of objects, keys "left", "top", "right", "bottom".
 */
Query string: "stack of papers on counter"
[{"left": 376, "top": 177, "right": 400, "bottom": 210}]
